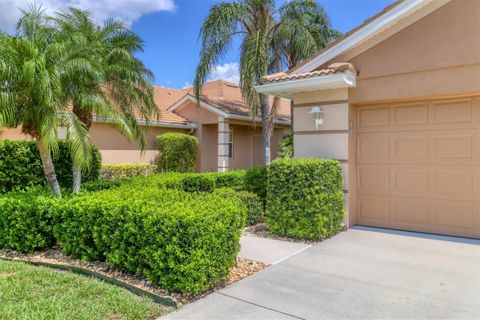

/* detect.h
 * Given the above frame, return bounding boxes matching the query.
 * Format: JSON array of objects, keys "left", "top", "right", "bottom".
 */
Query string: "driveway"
[{"left": 163, "top": 227, "right": 480, "bottom": 319}]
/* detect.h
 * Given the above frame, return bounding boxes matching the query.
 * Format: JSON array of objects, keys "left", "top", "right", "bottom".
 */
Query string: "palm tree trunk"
[
  {"left": 72, "top": 165, "right": 81, "bottom": 193},
  {"left": 260, "top": 93, "right": 271, "bottom": 165},
  {"left": 36, "top": 139, "right": 62, "bottom": 197}
]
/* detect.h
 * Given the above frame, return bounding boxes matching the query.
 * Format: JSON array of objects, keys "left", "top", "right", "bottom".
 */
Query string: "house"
[
  {"left": 0, "top": 80, "right": 291, "bottom": 172},
  {"left": 256, "top": 0, "right": 479, "bottom": 239}
]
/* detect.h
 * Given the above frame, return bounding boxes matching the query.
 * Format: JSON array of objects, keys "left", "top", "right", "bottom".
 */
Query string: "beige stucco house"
[
  {"left": 0, "top": 80, "right": 290, "bottom": 172},
  {"left": 256, "top": 0, "right": 479, "bottom": 239}
]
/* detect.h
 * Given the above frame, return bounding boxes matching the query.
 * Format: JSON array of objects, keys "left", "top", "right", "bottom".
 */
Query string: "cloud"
[
  {"left": 182, "top": 82, "right": 192, "bottom": 89},
  {"left": 0, "top": 0, "right": 175, "bottom": 33},
  {"left": 207, "top": 62, "right": 240, "bottom": 84}
]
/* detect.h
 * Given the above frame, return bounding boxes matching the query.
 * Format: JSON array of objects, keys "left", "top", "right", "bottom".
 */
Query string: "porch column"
[{"left": 217, "top": 117, "right": 230, "bottom": 172}]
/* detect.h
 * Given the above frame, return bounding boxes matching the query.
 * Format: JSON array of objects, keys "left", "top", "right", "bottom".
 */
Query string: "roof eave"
[
  {"left": 255, "top": 72, "right": 356, "bottom": 99},
  {"left": 92, "top": 116, "right": 197, "bottom": 129}
]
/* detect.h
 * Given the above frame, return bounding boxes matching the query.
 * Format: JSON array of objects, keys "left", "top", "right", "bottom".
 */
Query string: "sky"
[{"left": 0, "top": 0, "right": 396, "bottom": 89}]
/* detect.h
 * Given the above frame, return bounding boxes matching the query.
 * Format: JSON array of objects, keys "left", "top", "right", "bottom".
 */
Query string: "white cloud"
[
  {"left": 207, "top": 62, "right": 240, "bottom": 84},
  {"left": 0, "top": 0, "right": 175, "bottom": 33},
  {"left": 182, "top": 82, "right": 192, "bottom": 89}
]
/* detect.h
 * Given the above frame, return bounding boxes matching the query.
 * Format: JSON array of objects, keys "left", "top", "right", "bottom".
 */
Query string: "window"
[{"left": 228, "top": 129, "right": 233, "bottom": 158}]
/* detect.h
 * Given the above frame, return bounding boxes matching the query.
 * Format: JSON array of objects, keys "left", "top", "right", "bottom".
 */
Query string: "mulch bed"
[{"left": 0, "top": 248, "right": 266, "bottom": 306}]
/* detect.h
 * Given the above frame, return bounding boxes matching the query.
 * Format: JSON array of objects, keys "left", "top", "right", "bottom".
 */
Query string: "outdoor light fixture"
[{"left": 308, "top": 106, "right": 324, "bottom": 129}]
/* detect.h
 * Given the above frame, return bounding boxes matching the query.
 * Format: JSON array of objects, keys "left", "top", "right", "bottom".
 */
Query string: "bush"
[
  {"left": 54, "top": 186, "right": 245, "bottom": 293},
  {"left": 155, "top": 133, "right": 198, "bottom": 173},
  {"left": 0, "top": 192, "right": 58, "bottom": 252},
  {"left": 211, "top": 170, "right": 246, "bottom": 191},
  {"left": 266, "top": 158, "right": 344, "bottom": 240},
  {"left": 101, "top": 164, "right": 156, "bottom": 181},
  {"left": 277, "top": 133, "right": 293, "bottom": 159},
  {"left": 244, "top": 166, "right": 268, "bottom": 203},
  {"left": 181, "top": 174, "right": 216, "bottom": 192},
  {"left": 214, "top": 188, "right": 264, "bottom": 225},
  {"left": 0, "top": 140, "right": 101, "bottom": 193},
  {"left": 81, "top": 179, "right": 125, "bottom": 193}
]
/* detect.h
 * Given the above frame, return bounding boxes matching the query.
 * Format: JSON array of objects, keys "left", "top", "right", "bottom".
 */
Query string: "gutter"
[
  {"left": 255, "top": 72, "right": 356, "bottom": 99},
  {"left": 92, "top": 116, "right": 197, "bottom": 130},
  {"left": 226, "top": 113, "right": 291, "bottom": 126}
]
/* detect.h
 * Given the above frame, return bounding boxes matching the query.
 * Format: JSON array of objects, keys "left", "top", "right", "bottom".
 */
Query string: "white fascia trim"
[
  {"left": 168, "top": 95, "right": 230, "bottom": 118},
  {"left": 255, "top": 72, "right": 356, "bottom": 99},
  {"left": 227, "top": 114, "right": 291, "bottom": 126},
  {"left": 293, "top": 0, "right": 445, "bottom": 74},
  {"left": 92, "top": 116, "right": 197, "bottom": 129}
]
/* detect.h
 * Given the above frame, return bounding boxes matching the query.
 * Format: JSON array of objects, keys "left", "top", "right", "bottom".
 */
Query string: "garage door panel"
[{"left": 356, "top": 97, "right": 480, "bottom": 238}]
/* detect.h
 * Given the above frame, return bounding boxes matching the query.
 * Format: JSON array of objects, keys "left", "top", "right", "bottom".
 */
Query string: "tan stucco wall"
[
  {"left": 0, "top": 127, "right": 31, "bottom": 141},
  {"left": 342, "top": 0, "right": 480, "bottom": 104}
]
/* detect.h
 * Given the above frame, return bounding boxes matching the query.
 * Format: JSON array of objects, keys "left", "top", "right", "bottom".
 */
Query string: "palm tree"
[
  {"left": 194, "top": 0, "right": 338, "bottom": 165},
  {"left": 0, "top": 8, "right": 94, "bottom": 197},
  {"left": 52, "top": 8, "right": 158, "bottom": 193}
]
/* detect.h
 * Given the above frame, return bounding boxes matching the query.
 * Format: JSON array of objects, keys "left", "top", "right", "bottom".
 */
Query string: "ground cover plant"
[{"left": 0, "top": 259, "right": 169, "bottom": 320}]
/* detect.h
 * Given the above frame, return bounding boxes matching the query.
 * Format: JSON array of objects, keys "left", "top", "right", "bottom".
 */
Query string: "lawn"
[{"left": 0, "top": 259, "right": 172, "bottom": 320}]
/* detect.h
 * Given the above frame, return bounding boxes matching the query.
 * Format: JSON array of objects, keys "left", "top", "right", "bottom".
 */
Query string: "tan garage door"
[{"left": 355, "top": 97, "right": 480, "bottom": 238}]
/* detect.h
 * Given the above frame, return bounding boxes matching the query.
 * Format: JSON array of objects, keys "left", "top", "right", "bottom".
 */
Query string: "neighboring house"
[
  {"left": 0, "top": 80, "right": 291, "bottom": 172},
  {"left": 256, "top": 0, "right": 479, "bottom": 239}
]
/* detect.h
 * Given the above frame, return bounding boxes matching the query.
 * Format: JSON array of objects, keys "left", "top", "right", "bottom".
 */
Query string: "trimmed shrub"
[
  {"left": 53, "top": 186, "right": 245, "bottom": 293},
  {"left": 0, "top": 140, "right": 101, "bottom": 193},
  {"left": 244, "top": 166, "right": 268, "bottom": 203},
  {"left": 181, "top": 174, "right": 216, "bottom": 192},
  {"left": 277, "top": 133, "right": 293, "bottom": 159},
  {"left": 101, "top": 164, "right": 156, "bottom": 181},
  {"left": 0, "top": 192, "right": 58, "bottom": 252},
  {"left": 211, "top": 170, "right": 246, "bottom": 191},
  {"left": 81, "top": 179, "right": 125, "bottom": 193},
  {"left": 155, "top": 133, "right": 198, "bottom": 173},
  {"left": 266, "top": 158, "right": 344, "bottom": 240},
  {"left": 214, "top": 188, "right": 264, "bottom": 225}
]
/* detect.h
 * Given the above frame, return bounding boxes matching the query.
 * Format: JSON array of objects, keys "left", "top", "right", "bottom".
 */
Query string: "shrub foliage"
[
  {"left": 266, "top": 158, "right": 344, "bottom": 240},
  {"left": 214, "top": 188, "right": 264, "bottom": 225},
  {"left": 101, "top": 164, "right": 156, "bottom": 180},
  {"left": 277, "top": 133, "right": 293, "bottom": 159},
  {"left": 0, "top": 140, "right": 101, "bottom": 193},
  {"left": 155, "top": 133, "right": 198, "bottom": 173}
]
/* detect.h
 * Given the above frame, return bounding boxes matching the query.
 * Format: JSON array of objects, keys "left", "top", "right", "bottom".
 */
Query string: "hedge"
[
  {"left": 0, "top": 192, "right": 59, "bottom": 252},
  {"left": 155, "top": 133, "right": 198, "bottom": 173},
  {"left": 214, "top": 188, "right": 264, "bottom": 225},
  {"left": 244, "top": 166, "right": 268, "bottom": 203},
  {"left": 101, "top": 164, "right": 157, "bottom": 181},
  {"left": 0, "top": 140, "right": 101, "bottom": 193},
  {"left": 277, "top": 133, "right": 293, "bottom": 159},
  {"left": 266, "top": 158, "right": 344, "bottom": 240},
  {"left": 53, "top": 186, "right": 245, "bottom": 293}
]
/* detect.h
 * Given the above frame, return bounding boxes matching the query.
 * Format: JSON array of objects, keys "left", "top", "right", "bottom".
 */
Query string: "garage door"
[{"left": 355, "top": 97, "right": 480, "bottom": 238}]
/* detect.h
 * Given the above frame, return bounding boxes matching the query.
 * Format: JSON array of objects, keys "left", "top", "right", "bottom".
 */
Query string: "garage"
[{"left": 355, "top": 98, "right": 480, "bottom": 238}]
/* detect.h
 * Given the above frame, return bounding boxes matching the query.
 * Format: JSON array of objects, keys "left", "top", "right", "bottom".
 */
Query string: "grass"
[{"left": 0, "top": 259, "right": 173, "bottom": 320}]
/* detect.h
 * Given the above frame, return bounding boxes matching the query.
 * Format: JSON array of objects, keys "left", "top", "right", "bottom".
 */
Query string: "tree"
[
  {"left": 0, "top": 7, "right": 94, "bottom": 197},
  {"left": 52, "top": 8, "right": 158, "bottom": 193},
  {"left": 194, "top": 0, "right": 339, "bottom": 165}
]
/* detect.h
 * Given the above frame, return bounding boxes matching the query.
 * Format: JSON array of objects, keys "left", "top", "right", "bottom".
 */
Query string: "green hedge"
[
  {"left": 277, "top": 133, "right": 293, "bottom": 159},
  {"left": 214, "top": 188, "right": 264, "bottom": 225},
  {"left": 0, "top": 192, "right": 59, "bottom": 252},
  {"left": 0, "top": 140, "right": 101, "bottom": 193},
  {"left": 53, "top": 186, "right": 245, "bottom": 293},
  {"left": 244, "top": 166, "right": 268, "bottom": 203},
  {"left": 155, "top": 133, "right": 198, "bottom": 173},
  {"left": 101, "top": 164, "right": 156, "bottom": 181},
  {"left": 266, "top": 158, "right": 344, "bottom": 240}
]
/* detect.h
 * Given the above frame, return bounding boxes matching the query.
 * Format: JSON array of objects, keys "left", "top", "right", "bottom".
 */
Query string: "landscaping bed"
[{"left": 0, "top": 248, "right": 266, "bottom": 306}]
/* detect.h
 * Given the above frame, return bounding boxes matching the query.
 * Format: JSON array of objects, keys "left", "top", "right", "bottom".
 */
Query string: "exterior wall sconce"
[{"left": 308, "top": 106, "right": 324, "bottom": 129}]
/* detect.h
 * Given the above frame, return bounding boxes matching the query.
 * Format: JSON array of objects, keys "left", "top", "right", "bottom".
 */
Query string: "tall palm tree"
[
  {"left": 52, "top": 8, "right": 158, "bottom": 193},
  {"left": 194, "top": 0, "right": 338, "bottom": 165},
  {"left": 0, "top": 8, "right": 94, "bottom": 197}
]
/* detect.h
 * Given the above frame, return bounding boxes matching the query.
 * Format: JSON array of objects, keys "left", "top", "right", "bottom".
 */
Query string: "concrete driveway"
[{"left": 163, "top": 227, "right": 480, "bottom": 319}]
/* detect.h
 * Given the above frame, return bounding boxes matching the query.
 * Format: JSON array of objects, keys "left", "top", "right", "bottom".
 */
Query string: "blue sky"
[
  {"left": 132, "top": 0, "right": 396, "bottom": 88},
  {"left": 0, "top": 0, "right": 396, "bottom": 89}
]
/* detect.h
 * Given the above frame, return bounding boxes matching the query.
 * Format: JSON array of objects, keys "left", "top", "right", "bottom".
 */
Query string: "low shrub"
[
  {"left": 100, "top": 164, "right": 156, "bottom": 181},
  {"left": 155, "top": 133, "right": 198, "bottom": 173},
  {"left": 214, "top": 188, "right": 264, "bottom": 225},
  {"left": 266, "top": 158, "right": 344, "bottom": 240},
  {"left": 244, "top": 166, "right": 268, "bottom": 203},
  {"left": 181, "top": 174, "right": 216, "bottom": 192},
  {"left": 0, "top": 193, "right": 58, "bottom": 252},
  {"left": 211, "top": 170, "right": 246, "bottom": 191},
  {"left": 81, "top": 179, "right": 125, "bottom": 192},
  {"left": 54, "top": 186, "right": 246, "bottom": 293},
  {"left": 0, "top": 140, "right": 101, "bottom": 193}
]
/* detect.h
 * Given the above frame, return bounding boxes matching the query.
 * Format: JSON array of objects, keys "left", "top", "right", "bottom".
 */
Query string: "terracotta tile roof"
[
  {"left": 149, "top": 86, "right": 189, "bottom": 124},
  {"left": 262, "top": 63, "right": 355, "bottom": 84},
  {"left": 289, "top": 0, "right": 406, "bottom": 74},
  {"left": 182, "top": 79, "right": 291, "bottom": 120}
]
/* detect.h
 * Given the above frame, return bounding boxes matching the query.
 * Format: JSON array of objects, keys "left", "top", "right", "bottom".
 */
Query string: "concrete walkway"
[{"left": 162, "top": 227, "right": 480, "bottom": 320}]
